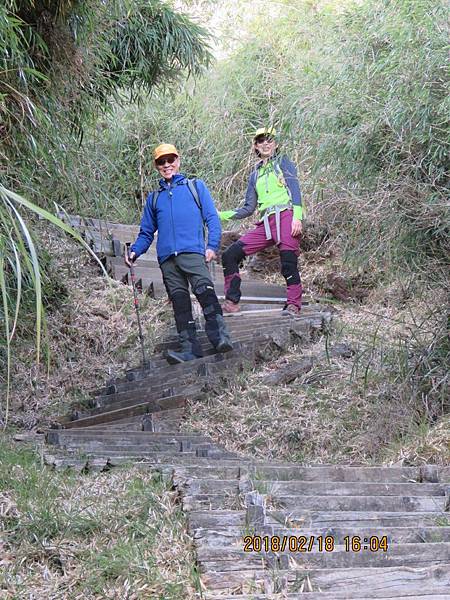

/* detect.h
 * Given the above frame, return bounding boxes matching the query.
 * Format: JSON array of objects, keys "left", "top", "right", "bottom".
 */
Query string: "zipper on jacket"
[{"left": 168, "top": 183, "right": 177, "bottom": 256}]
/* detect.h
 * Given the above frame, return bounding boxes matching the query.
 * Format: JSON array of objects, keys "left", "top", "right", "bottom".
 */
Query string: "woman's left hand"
[{"left": 291, "top": 218, "right": 302, "bottom": 237}]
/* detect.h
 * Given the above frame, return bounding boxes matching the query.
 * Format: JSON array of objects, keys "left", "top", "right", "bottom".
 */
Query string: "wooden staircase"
[{"left": 41, "top": 215, "right": 450, "bottom": 598}]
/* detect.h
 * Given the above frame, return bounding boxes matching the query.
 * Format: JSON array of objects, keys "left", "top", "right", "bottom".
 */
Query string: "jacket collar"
[
  {"left": 255, "top": 155, "right": 280, "bottom": 172},
  {"left": 159, "top": 173, "right": 186, "bottom": 189}
]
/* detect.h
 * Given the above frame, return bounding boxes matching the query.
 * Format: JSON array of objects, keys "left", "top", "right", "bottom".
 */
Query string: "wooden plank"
[
  {"left": 194, "top": 525, "right": 450, "bottom": 546},
  {"left": 173, "top": 464, "right": 433, "bottom": 484},
  {"left": 48, "top": 429, "right": 212, "bottom": 442},
  {"left": 59, "top": 442, "right": 221, "bottom": 454},
  {"left": 184, "top": 478, "right": 445, "bottom": 497},
  {"left": 111, "top": 315, "right": 323, "bottom": 389},
  {"left": 61, "top": 442, "right": 187, "bottom": 453},
  {"left": 105, "top": 255, "right": 160, "bottom": 271},
  {"left": 91, "top": 349, "right": 248, "bottom": 396},
  {"left": 188, "top": 509, "right": 449, "bottom": 531},
  {"left": 98, "top": 450, "right": 239, "bottom": 462},
  {"left": 113, "top": 272, "right": 289, "bottom": 299},
  {"left": 57, "top": 212, "right": 135, "bottom": 232},
  {"left": 154, "top": 317, "right": 314, "bottom": 352},
  {"left": 93, "top": 382, "right": 190, "bottom": 409},
  {"left": 80, "top": 409, "right": 183, "bottom": 431},
  {"left": 87, "top": 384, "right": 200, "bottom": 415},
  {"left": 182, "top": 493, "right": 447, "bottom": 512},
  {"left": 57, "top": 394, "right": 188, "bottom": 429},
  {"left": 196, "top": 542, "right": 450, "bottom": 569},
  {"left": 200, "top": 564, "right": 450, "bottom": 593},
  {"left": 243, "top": 465, "right": 443, "bottom": 484},
  {"left": 205, "top": 593, "right": 450, "bottom": 599}
]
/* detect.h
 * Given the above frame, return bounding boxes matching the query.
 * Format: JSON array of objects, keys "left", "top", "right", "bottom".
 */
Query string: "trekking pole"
[{"left": 126, "top": 244, "right": 148, "bottom": 368}]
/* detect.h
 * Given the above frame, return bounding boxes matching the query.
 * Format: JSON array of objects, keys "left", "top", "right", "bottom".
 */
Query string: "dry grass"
[
  {"left": 1, "top": 222, "right": 447, "bottom": 600},
  {"left": 389, "top": 416, "right": 450, "bottom": 466},
  {"left": 5, "top": 226, "right": 171, "bottom": 429},
  {"left": 183, "top": 256, "right": 449, "bottom": 466},
  {"left": 0, "top": 439, "right": 199, "bottom": 599}
]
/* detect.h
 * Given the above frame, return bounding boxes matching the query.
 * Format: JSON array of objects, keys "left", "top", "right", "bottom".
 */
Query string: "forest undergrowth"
[
  {"left": 3, "top": 1, "right": 448, "bottom": 597},
  {"left": 0, "top": 439, "right": 198, "bottom": 598},
  {"left": 3, "top": 225, "right": 448, "bottom": 467},
  {"left": 1, "top": 0, "right": 448, "bottom": 459}
]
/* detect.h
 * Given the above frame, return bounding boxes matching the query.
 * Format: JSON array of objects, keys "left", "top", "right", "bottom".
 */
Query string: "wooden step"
[
  {"left": 205, "top": 592, "right": 450, "bottom": 599},
  {"left": 80, "top": 409, "right": 184, "bottom": 432},
  {"left": 153, "top": 319, "right": 312, "bottom": 353},
  {"left": 181, "top": 478, "right": 446, "bottom": 498},
  {"left": 120, "top": 274, "right": 289, "bottom": 300},
  {"left": 106, "top": 255, "right": 159, "bottom": 271},
  {"left": 47, "top": 429, "right": 212, "bottom": 443},
  {"left": 44, "top": 452, "right": 244, "bottom": 469},
  {"left": 197, "top": 541, "right": 450, "bottom": 570},
  {"left": 183, "top": 493, "right": 447, "bottom": 512},
  {"left": 193, "top": 525, "right": 450, "bottom": 546},
  {"left": 188, "top": 509, "right": 450, "bottom": 530},
  {"left": 173, "top": 464, "right": 449, "bottom": 484},
  {"left": 92, "top": 382, "right": 193, "bottom": 410},
  {"left": 59, "top": 443, "right": 225, "bottom": 455},
  {"left": 200, "top": 564, "right": 450, "bottom": 594},
  {"left": 54, "top": 393, "right": 190, "bottom": 429},
  {"left": 83, "top": 384, "right": 200, "bottom": 417},
  {"left": 102, "top": 315, "right": 323, "bottom": 394},
  {"left": 105, "top": 454, "right": 245, "bottom": 466},
  {"left": 97, "top": 347, "right": 250, "bottom": 395}
]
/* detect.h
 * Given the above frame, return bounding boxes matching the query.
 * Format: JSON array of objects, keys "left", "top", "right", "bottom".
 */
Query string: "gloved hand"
[{"left": 218, "top": 210, "right": 235, "bottom": 222}]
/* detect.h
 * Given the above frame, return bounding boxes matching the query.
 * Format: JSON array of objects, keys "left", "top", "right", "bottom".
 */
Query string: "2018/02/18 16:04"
[{"left": 243, "top": 535, "right": 389, "bottom": 553}]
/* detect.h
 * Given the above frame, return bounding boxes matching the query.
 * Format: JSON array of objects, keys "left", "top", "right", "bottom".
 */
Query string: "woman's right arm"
[{"left": 219, "top": 176, "right": 258, "bottom": 222}]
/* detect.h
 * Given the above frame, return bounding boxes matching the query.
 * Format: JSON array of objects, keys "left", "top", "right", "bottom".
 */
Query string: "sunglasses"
[
  {"left": 254, "top": 135, "right": 275, "bottom": 144},
  {"left": 155, "top": 155, "right": 177, "bottom": 166}
]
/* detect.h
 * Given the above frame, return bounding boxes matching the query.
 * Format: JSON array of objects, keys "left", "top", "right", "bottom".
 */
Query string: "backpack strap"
[
  {"left": 273, "top": 157, "right": 292, "bottom": 200},
  {"left": 151, "top": 179, "right": 201, "bottom": 212},
  {"left": 186, "top": 178, "right": 201, "bottom": 211},
  {"left": 151, "top": 190, "right": 160, "bottom": 211},
  {"left": 187, "top": 178, "right": 208, "bottom": 243}
]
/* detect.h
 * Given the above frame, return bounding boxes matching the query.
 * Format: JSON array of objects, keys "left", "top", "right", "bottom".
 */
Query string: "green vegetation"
[
  {"left": 0, "top": 438, "right": 197, "bottom": 598},
  {"left": 141, "top": 0, "right": 448, "bottom": 444},
  {"left": 105, "top": 0, "right": 448, "bottom": 273},
  {"left": 0, "top": 0, "right": 211, "bottom": 423},
  {"left": 1, "top": 0, "right": 448, "bottom": 452}
]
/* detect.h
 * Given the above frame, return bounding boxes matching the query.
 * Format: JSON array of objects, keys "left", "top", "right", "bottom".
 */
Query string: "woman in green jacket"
[{"left": 220, "top": 128, "right": 303, "bottom": 315}]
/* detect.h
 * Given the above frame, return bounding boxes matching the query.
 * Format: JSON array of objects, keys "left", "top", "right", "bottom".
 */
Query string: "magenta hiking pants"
[{"left": 222, "top": 209, "right": 302, "bottom": 308}]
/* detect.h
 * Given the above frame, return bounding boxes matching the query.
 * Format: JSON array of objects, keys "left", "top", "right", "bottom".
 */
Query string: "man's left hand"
[
  {"left": 291, "top": 218, "right": 302, "bottom": 237},
  {"left": 205, "top": 249, "right": 217, "bottom": 262}
]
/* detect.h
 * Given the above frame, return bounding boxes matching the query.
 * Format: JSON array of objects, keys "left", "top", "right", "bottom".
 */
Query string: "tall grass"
[
  {"left": 0, "top": 185, "right": 108, "bottom": 426},
  {"left": 0, "top": 0, "right": 212, "bottom": 411},
  {"left": 71, "top": 1, "right": 448, "bottom": 268},
  {"left": 107, "top": 0, "right": 446, "bottom": 422}
]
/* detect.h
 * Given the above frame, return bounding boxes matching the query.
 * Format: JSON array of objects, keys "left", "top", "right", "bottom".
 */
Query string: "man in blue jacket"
[{"left": 126, "top": 143, "right": 233, "bottom": 364}]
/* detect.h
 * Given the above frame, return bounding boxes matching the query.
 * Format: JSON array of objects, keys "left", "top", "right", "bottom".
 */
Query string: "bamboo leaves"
[{"left": 0, "top": 185, "right": 108, "bottom": 426}]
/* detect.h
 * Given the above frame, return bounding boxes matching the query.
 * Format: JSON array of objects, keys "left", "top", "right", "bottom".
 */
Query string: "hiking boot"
[
  {"left": 165, "top": 328, "right": 203, "bottom": 364},
  {"left": 205, "top": 314, "right": 233, "bottom": 353},
  {"left": 222, "top": 299, "right": 241, "bottom": 313},
  {"left": 282, "top": 304, "right": 300, "bottom": 316}
]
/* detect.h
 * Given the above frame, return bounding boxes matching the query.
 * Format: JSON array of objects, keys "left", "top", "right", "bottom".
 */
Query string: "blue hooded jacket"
[{"left": 130, "top": 173, "right": 221, "bottom": 265}]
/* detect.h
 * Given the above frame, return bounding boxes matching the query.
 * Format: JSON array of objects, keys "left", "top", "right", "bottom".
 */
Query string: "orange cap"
[{"left": 153, "top": 143, "right": 179, "bottom": 161}]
